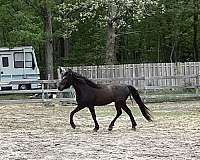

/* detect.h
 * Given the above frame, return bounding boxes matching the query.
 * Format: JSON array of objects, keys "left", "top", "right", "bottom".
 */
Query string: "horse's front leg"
[
  {"left": 70, "top": 105, "right": 85, "bottom": 129},
  {"left": 88, "top": 106, "right": 99, "bottom": 131}
]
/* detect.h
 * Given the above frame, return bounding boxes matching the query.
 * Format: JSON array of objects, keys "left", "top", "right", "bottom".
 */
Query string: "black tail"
[{"left": 128, "top": 85, "right": 152, "bottom": 121}]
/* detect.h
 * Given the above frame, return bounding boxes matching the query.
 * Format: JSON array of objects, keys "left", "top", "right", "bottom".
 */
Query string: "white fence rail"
[{"left": 0, "top": 80, "right": 76, "bottom": 103}]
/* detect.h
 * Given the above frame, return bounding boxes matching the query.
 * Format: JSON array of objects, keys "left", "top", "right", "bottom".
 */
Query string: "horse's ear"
[{"left": 68, "top": 68, "right": 73, "bottom": 75}]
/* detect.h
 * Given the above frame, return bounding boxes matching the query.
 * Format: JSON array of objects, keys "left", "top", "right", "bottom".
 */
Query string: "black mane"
[{"left": 72, "top": 71, "right": 101, "bottom": 89}]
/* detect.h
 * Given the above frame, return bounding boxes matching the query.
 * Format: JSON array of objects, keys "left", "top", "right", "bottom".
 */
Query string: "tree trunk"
[
  {"left": 42, "top": 3, "right": 54, "bottom": 80},
  {"left": 193, "top": 0, "right": 199, "bottom": 61},
  {"left": 62, "top": 38, "right": 70, "bottom": 57},
  {"left": 105, "top": 1, "right": 117, "bottom": 64},
  {"left": 105, "top": 21, "right": 117, "bottom": 64}
]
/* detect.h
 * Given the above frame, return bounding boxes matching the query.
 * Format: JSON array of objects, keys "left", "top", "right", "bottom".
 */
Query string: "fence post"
[
  {"left": 41, "top": 82, "right": 45, "bottom": 100},
  {"left": 47, "top": 74, "right": 50, "bottom": 89},
  {"left": 144, "top": 76, "right": 147, "bottom": 95},
  {"left": 196, "top": 75, "right": 199, "bottom": 94},
  {"left": 57, "top": 67, "right": 61, "bottom": 80}
]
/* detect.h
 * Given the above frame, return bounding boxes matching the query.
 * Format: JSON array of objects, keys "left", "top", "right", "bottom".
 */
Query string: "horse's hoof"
[
  {"left": 93, "top": 128, "right": 99, "bottom": 132},
  {"left": 108, "top": 126, "right": 113, "bottom": 131},
  {"left": 132, "top": 126, "right": 136, "bottom": 131},
  {"left": 71, "top": 124, "right": 76, "bottom": 129}
]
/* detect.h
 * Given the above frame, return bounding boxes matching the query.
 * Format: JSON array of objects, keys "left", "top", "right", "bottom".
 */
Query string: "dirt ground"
[{"left": 0, "top": 101, "right": 200, "bottom": 160}]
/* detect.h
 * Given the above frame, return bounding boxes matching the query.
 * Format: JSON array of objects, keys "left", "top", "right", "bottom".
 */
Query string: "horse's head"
[{"left": 58, "top": 69, "right": 73, "bottom": 91}]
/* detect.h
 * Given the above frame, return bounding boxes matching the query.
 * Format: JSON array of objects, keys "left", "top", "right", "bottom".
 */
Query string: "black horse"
[{"left": 58, "top": 69, "right": 152, "bottom": 131}]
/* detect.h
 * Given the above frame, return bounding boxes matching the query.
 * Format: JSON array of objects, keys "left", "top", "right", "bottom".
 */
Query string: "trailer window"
[
  {"left": 2, "top": 57, "right": 9, "bottom": 67},
  {"left": 25, "top": 52, "right": 33, "bottom": 68},
  {"left": 14, "top": 52, "right": 34, "bottom": 68}
]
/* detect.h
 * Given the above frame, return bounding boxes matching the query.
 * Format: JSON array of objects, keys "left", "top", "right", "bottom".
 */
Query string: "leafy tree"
[
  {"left": 157, "top": 0, "right": 199, "bottom": 62},
  {"left": 193, "top": 0, "right": 199, "bottom": 61},
  {"left": 22, "top": 0, "right": 55, "bottom": 79},
  {"left": 57, "top": 0, "right": 158, "bottom": 64},
  {"left": 0, "top": 0, "right": 199, "bottom": 76},
  {"left": 0, "top": 0, "right": 43, "bottom": 47}
]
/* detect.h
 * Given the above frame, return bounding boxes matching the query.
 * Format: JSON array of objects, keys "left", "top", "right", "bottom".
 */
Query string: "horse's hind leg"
[
  {"left": 108, "top": 101, "right": 122, "bottom": 131},
  {"left": 70, "top": 105, "right": 85, "bottom": 129},
  {"left": 88, "top": 107, "right": 99, "bottom": 131},
  {"left": 121, "top": 103, "right": 137, "bottom": 130}
]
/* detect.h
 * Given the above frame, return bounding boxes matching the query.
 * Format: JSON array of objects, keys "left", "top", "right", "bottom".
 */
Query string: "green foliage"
[
  {"left": 0, "top": 0, "right": 199, "bottom": 74},
  {"left": 0, "top": 0, "right": 43, "bottom": 48},
  {"left": 62, "top": 19, "right": 107, "bottom": 66}
]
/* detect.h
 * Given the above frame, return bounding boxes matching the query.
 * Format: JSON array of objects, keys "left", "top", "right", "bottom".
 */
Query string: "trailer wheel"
[{"left": 18, "top": 84, "right": 31, "bottom": 90}]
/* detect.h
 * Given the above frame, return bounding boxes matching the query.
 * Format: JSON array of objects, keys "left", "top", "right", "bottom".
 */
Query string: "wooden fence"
[
  {"left": 60, "top": 62, "right": 200, "bottom": 90},
  {"left": 0, "top": 62, "right": 200, "bottom": 104}
]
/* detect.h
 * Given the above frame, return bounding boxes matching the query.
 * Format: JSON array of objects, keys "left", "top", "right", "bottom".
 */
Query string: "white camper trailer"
[{"left": 0, "top": 46, "right": 40, "bottom": 90}]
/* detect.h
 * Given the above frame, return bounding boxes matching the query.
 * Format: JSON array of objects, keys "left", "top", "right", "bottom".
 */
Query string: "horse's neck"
[
  {"left": 72, "top": 83, "right": 81, "bottom": 96},
  {"left": 72, "top": 82, "right": 91, "bottom": 97}
]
